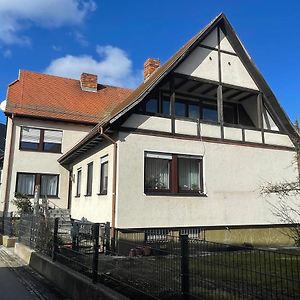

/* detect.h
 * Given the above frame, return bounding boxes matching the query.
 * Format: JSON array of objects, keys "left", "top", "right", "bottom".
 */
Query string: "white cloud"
[
  {"left": 0, "top": 0, "right": 96, "bottom": 45},
  {"left": 45, "top": 45, "right": 143, "bottom": 88},
  {"left": 3, "top": 49, "right": 12, "bottom": 58}
]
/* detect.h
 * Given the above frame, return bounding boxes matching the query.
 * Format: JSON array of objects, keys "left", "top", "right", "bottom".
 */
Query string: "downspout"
[
  {"left": 3, "top": 114, "right": 15, "bottom": 217},
  {"left": 98, "top": 127, "right": 117, "bottom": 239}
]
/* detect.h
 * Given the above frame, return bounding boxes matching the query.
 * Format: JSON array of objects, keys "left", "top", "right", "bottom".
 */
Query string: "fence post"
[
  {"left": 92, "top": 223, "right": 100, "bottom": 283},
  {"left": 180, "top": 234, "right": 190, "bottom": 300},
  {"left": 105, "top": 222, "right": 110, "bottom": 255},
  {"left": 52, "top": 217, "right": 59, "bottom": 261}
]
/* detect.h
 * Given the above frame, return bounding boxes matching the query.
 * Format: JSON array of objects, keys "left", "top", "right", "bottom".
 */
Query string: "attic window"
[{"left": 145, "top": 98, "right": 159, "bottom": 113}]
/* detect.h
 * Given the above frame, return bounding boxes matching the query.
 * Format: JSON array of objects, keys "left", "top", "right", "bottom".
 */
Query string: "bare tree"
[{"left": 261, "top": 120, "right": 300, "bottom": 245}]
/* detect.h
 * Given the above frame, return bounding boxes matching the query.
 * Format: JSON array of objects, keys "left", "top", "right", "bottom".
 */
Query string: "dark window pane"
[
  {"left": 86, "top": 163, "right": 93, "bottom": 196},
  {"left": 100, "top": 161, "right": 108, "bottom": 194},
  {"left": 146, "top": 98, "right": 158, "bottom": 113},
  {"left": 41, "top": 175, "right": 58, "bottom": 197},
  {"left": 20, "top": 142, "right": 39, "bottom": 150},
  {"left": 178, "top": 158, "right": 201, "bottom": 192},
  {"left": 224, "top": 104, "right": 237, "bottom": 124},
  {"left": 76, "top": 170, "right": 81, "bottom": 196},
  {"left": 145, "top": 157, "right": 170, "bottom": 190},
  {"left": 175, "top": 101, "right": 186, "bottom": 117},
  {"left": 16, "top": 173, "right": 35, "bottom": 196},
  {"left": 188, "top": 104, "right": 200, "bottom": 119},
  {"left": 43, "top": 143, "right": 61, "bottom": 153},
  {"left": 162, "top": 98, "right": 170, "bottom": 115},
  {"left": 238, "top": 105, "right": 255, "bottom": 127},
  {"left": 202, "top": 105, "right": 218, "bottom": 122}
]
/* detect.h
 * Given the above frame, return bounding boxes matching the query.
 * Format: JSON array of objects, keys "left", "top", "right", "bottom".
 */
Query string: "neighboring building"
[
  {"left": 58, "top": 14, "right": 299, "bottom": 245},
  {"left": 1, "top": 13, "right": 299, "bottom": 246},
  {"left": 0, "top": 71, "right": 131, "bottom": 214}
]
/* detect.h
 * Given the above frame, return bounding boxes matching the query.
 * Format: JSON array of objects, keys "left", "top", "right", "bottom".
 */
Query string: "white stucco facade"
[
  {"left": 115, "top": 131, "right": 297, "bottom": 229},
  {"left": 0, "top": 117, "right": 92, "bottom": 213},
  {"left": 69, "top": 143, "right": 114, "bottom": 223}
]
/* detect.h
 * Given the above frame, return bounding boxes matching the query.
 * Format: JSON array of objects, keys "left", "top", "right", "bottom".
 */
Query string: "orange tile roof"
[{"left": 5, "top": 70, "right": 133, "bottom": 124}]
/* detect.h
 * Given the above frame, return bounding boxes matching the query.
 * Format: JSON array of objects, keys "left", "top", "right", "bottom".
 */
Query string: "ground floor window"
[
  {"left": 16, "top": 172, "right": 59, "bottom": 197},
  {"left": 144, "top": 152, "right": 203, "bottom": 195}
]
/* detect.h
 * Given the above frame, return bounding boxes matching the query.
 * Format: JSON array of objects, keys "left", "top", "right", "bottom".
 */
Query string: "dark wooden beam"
[
  {"left": 187, "top": 82, "right": 204, "bottom": 93},
  {"left": 170, "top": 78, "right": 175, "bottom": 134},
  {"left": 174, "top": 79, "right": 188, "bottom": 90},
  {"left": 238, "top": 93, "right": 253, "bottom": 102},
  {"left": 257, "top": 93, "right": 265, "bottom": 143},
  {"left": 202, "top": 85, "right": 217, "bottom": 95},
  {"left": 225, "top": 90, "right": 243, "bottom": 100}
]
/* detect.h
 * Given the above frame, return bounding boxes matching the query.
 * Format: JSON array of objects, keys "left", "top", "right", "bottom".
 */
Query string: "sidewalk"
[{"left": 0, "top": 246, "right": 68, "bottom": 300}]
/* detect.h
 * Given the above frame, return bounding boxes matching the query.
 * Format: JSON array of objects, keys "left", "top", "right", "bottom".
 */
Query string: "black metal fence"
[
  {"left": 4, "top": 215, "right": 300, "bottom": 300},
  {"left": 101, "top": 228, "right": 300, "bottom": 300}
]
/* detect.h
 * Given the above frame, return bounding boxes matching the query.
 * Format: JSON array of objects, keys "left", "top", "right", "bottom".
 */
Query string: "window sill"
[
  {"left": 84, "top": 194, "right": 92, "bottom": 197},
  {"left": 74, "top": 195, "right": 81, "bottom": 198},
  {"left": 97, "top": 192, "right": 108, "bottom": 196},
  {"left": 144, "top": 192, "right": 207, "bottom": 197},
  {"left": 19, "top": 148, "right": 62, "bottom": 154}
]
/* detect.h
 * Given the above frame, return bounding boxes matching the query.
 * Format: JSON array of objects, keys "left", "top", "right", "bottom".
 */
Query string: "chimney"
[
  {"left": 80, "top": 73, "right": 98, "bottom": 92},
  {"left": 144, "top": 58, "right": 160, "bottom": 81}
]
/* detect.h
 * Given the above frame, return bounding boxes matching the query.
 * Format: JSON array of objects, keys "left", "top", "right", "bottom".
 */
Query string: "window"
[
  {"left": 20, "top": 127, "right": 62, "bottom": 153},
  {"left": 86, "top": 162, "right": 93, "bottom": 196},
  {"left": 144, "top": 152, "right": 203, "bottom": 195},
  {"left": 175, "top": 101, "right": 186, "bottom": 117},
  {"left": 16, "top": 173, "right": 35, "bottom": 196},
  {"left": 145, "top": 152, "right": 171, "bottom": 192},
  {"left": 16, "top": 172, "right": 59, "bottom": 197},
  {"left": 178, "top": 156, "right": 202, "bottom": 193},
  {"left": 99, "top": 156, "right": 108, "bottom": 195},
  {"left": 202, "top": 104, "right": 218, "bottom": 122},
  {"left": 162, "top": 98, "right": 171, "bottom": 116},
  {"left": 20, "top": 127, "right": 40, "bottom": 150},
  {"left": 41, "top": 175, "right": 59, "bottom": 197},
  {"left": 76, "top": 169, "right": 82, "bottom": 197},
  {"left": 145, "top": 98, "right": 158, "bottom": 113}
]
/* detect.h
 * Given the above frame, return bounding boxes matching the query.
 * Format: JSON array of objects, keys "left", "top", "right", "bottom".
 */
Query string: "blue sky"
[{"left": 0, "top": 0, "right": 299, "bottom": 125}]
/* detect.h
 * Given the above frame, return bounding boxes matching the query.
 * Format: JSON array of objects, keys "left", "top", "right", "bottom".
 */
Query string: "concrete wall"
[
  {"left": 1, "top": 117, "right": 92, "bottom": 212},
  {"left": 70, "top": 142, "right": 114, "bottom": 223},
  {"left": 116, "top": 131, "right": 298, "bottom": 229},
  {"left": 204, "top": 227, "right": 295, "bottom": 246}
]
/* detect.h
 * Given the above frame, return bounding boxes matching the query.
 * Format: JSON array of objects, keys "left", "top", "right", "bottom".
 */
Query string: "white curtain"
[
  {"left": 178, "top": 158, "right": 200, "bottom": 191},
  {"left": 17, "top": 174, "right": 35, "bottom": 195},
  {"left": 145, "top": 158, "right": 170, "bottom": 190},
  {"left": 41, "top": 175, "right": 58, "bottom": 196}
]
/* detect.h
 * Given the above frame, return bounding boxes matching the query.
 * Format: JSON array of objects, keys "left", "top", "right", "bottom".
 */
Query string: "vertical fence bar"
[
  {"left": 105, "top": 222, "right": 110, "bottom": 255},
  {"left": 92, "top": 223, "right": 100, "bottom": 283},
  {"left": 52, "top": 217, "right": 59, "bottom": 261},
  {"left": 180, "top": 234, "right": 190, "bottom": 300}
]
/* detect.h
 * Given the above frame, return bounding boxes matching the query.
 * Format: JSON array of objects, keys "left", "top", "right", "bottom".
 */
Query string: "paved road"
[
  {"left": 0, "top": 256, "right": 34, "bottom": 299},
  {"left": 0, "top": 246, "right": 68, "bottom": 300}
]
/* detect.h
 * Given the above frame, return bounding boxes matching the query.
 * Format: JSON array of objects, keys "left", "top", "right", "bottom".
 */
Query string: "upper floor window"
[
  {"left": 144, "top": 152, "right": 203, "bottom": 195},
  {"left": 99, "top": 156, "right": 108, "bottom": 195},
  {"left": 16, "top": 172, "right": 59, "bottom": 197},
  {"left": 76, "top": 169, "right": 82, "bottom": 197},
  {"left": 20, "top": 127, "right": 63, "bottom": 153},
  {"left": 86, "top": 162, "right": 93, "bottom": 196}
]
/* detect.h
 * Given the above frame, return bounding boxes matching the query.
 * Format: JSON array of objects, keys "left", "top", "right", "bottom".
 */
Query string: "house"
[
  {"left": 1, "top": 13, "right": 299, "bottom": 245},
  {"left": 0, "top": 71, "right": 131, "bottom": 213}
]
